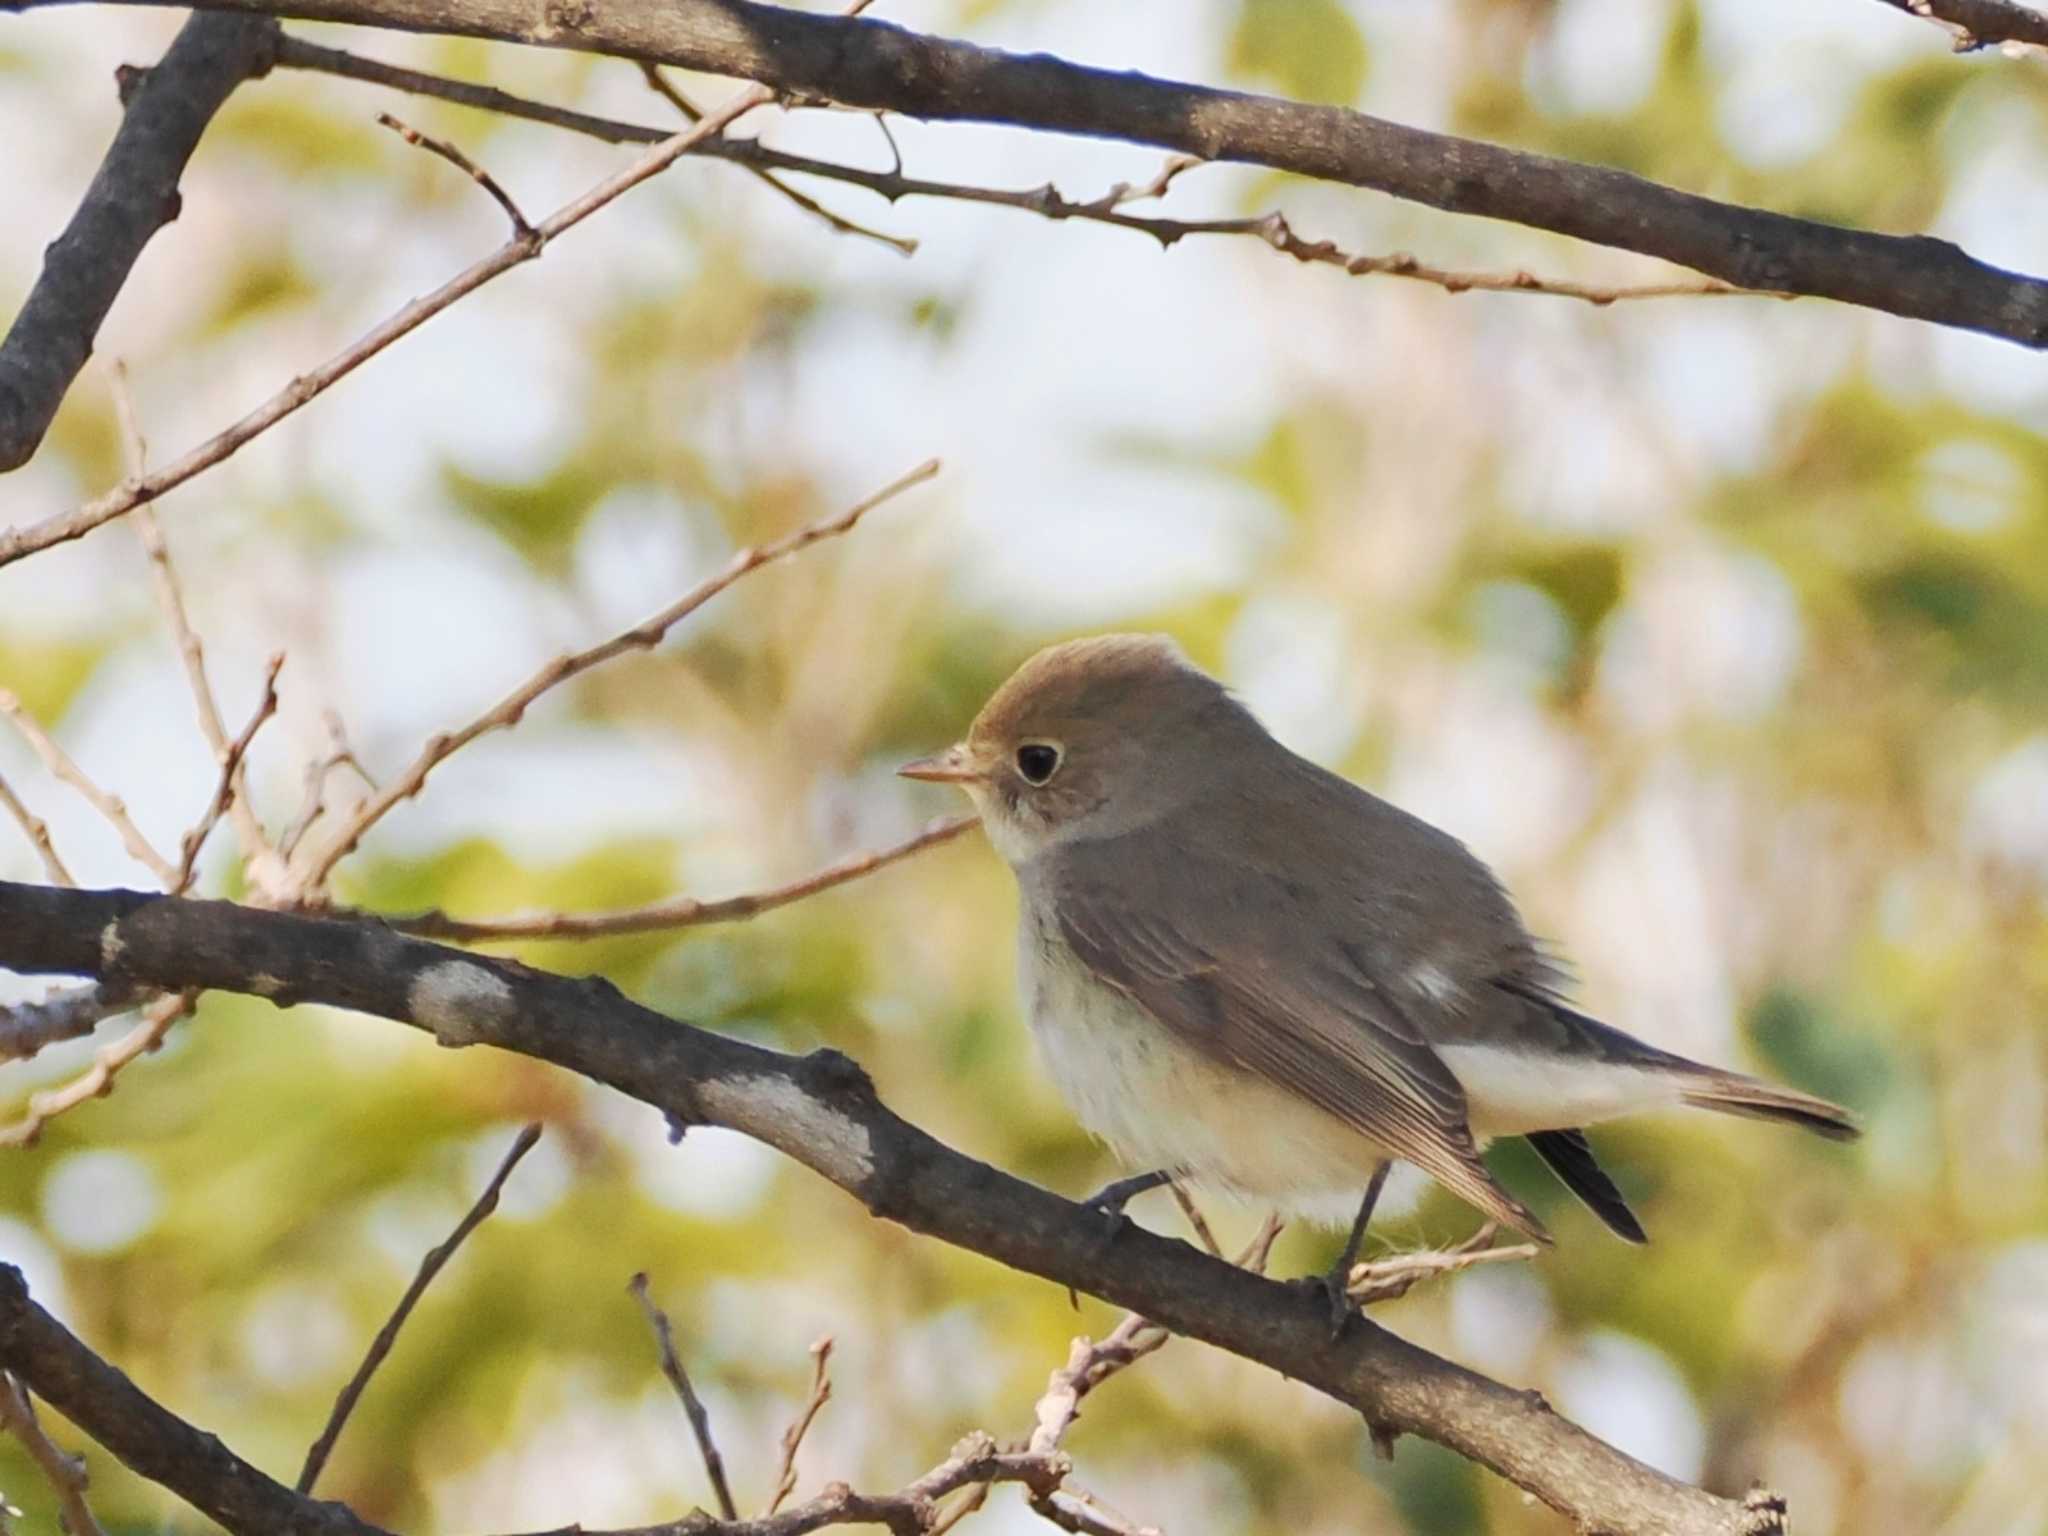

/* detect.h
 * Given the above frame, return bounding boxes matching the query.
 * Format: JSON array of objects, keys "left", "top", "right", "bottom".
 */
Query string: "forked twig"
[
  {"left": 1345, "top": 1221, "right": 1539, "bottom": 1306},
  {"left": 0, "top": 772, "right": 72, "bottom": 886},
  {"left": 376, "top": 110, "right": 532, "bottom": 236},
  {"left": 115, "top": 360, "right": 281, "bottom": 892},
  {"left": 0, "top": 1374, "right": 106, "bottom": 1536},
  {"left": 0, "top": 992, "right": 196, "bottom": 1148},
  {"left": 1028, "top": 1217, "right": 1284, "bottom": 1458},
  {"left": 393, "top": 814, "right": 975, "bottom": 941},
  {"left": 296, "top": 1122, "right": 543, "bottom": 1493},
  {"left": 0, "top": 79, "right": 778, "bottom": 571},
  {"left": 0, "top": 693, "right": 176, "bottom": 886},
  {"left": 638, "top": 62, "right": 913, "bottom": 254},
  {"left": 172, "top": 654, "right": 283, "bottom": 892},
  {"left": 269, "top": 39, "right": 1768, "bottom": 311},
  {"left": 301, "top": 457, "right": 939, "bottom": 886},
  {"left": 629, "top": 1273, "right": 739, "bottom": 1522},
  {"left": 278, "top": 710, "right": 376, "bottom": 865},
  {"left": 766, "top": 1336, "right": 834, "bottom": 1515}
]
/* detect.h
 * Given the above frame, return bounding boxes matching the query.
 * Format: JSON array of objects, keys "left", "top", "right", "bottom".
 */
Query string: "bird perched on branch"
[{"left": 901, "top": 634, "right": 1858, "bottom": 1322}]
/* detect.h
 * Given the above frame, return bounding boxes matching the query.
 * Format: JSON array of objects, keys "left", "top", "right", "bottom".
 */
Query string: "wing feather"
[{"left": 1048, "top": 840, "right": 1549, "bottom": 1241}]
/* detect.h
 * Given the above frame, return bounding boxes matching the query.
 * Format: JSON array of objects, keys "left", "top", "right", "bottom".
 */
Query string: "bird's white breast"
[{"left": 1017, "top": 904, "right": 1392, "bottom": 1225}]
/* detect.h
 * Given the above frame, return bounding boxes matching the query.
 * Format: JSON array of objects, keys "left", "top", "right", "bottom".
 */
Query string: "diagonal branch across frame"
[
  {"left": 23, "top": 0, "right": 2045, "bottom": 347},
  {"left": 0, "top": 878, "right": 1782, "bottom": 1536}
]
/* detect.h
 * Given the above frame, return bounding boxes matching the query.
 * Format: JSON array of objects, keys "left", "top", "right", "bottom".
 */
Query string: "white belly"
[{"left": 1020, "top": 919, "right": 1390, "bottom": 1225}]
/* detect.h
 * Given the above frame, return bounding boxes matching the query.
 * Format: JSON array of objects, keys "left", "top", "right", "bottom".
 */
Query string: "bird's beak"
[{"left": 898, "top": 744, "right": 983, "bottom": 783}]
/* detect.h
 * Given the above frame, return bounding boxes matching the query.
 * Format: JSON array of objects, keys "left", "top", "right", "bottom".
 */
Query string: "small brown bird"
[{"left": 901, "top": 635, "right": 1857, "bottom": 1309}]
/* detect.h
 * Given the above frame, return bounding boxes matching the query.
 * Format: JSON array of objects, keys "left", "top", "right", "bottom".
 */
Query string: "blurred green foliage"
[{"left": 4, "top": 4, "right": 2047, "bottom": 1536}]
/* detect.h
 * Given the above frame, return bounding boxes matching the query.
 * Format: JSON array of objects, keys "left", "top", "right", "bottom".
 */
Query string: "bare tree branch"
[
  {"left": 375, "top": 110, "right": 533, "bottom": 236},
  {"left": 296, "top": 1122, "right": 541, "bottom": 1492},
  {"left": 298, "top": 457, "right": 938, "bottom": 887},
  {"left": 271, "top": 38, "right": 1763, "bottom": 308},
  {"left": 0, "top": 991, "right": 196, "bottom": 1147},
  {"left": 392, "top": 814, "right": 974, "bottom": 942},
  {"left": 0, "top": 982, "right": 138, "bottom": 1067},
  {"left": 0, "top": 14, "right": 277, "bottom": 474},
  {"left": 0, "top": 1267, "right": 388, "bottom": 1536},
  {"left": 1868, "top": 0, "right": 2048, "bottom": 48},
  {"left": 0, "top": 76, "right": 776, "bottom": 570},
  {"left": 638, "top": 61, "right": 914, "bottom": 254},
  {"left": 0, "top": 1372, "right": 107, "bottom": 1536},
  {"left": 0, "top": 691, "right": 178, "bottom": 886},
  {"left": 1346, "top": 1222, "right": 1541, "bottom": 1307},
  {"left": 172, "top": 653, "right": 283, "bottom": 892},
  {"left": 31, "top": 0, "right": 2047, "bottom": 346},
  {"left": 118, "top": 456, "right": 278, "bottom": 893},
  {"left": 765, "top": 1337, "right": 832, "bottom": 1517},
  {"left": 0, "top": 880, "right": 1788, "bottom": 1536},
  {"left": 0, "top": 772, "right": 73, "bottom": 887},
  {"left": 631, "top": 1274, "right": 742, "bottom": 1523},
  {"left": 2, "top": 1267, "right": 1096, "bottom": 1536}
]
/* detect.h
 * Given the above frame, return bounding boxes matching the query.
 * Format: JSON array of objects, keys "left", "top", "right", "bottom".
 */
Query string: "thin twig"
[
  {"left": 296, "top": 1122, "right": 543, "bottom": 1494},
  {"left": 1027, "top": 1218, "right": 1283, "bottom": 1459},
  {"left": 0, "top": 772, "right": 72, "bottom": 887},
  {"left": 639, "top": 62, "right": 914, "bottom": 254},
  {"left": 0, "top": 693, "right": 177, "bottom": 886},
  {"left": 1345, "top": 1222, "right": 1539, "bottom": 1306},
  {"left": 0, "top": 1374, "right": 107, "bottom": 1536},
  {"left": 301, "top": 457, "right": 939, "bottom": 886},
  {"left": 0, "top": 79, "right": 776, "bottom": 571},
  {"left": 376, "top": 111, "right": 533, "bottom": 236},
  {"left": 0, "top": 992, "right": 196, "bottom": 1149},
  {"left": 766, "top": 1337, "right": 833, "bottom": 1516},
  {"left": 393, "top": 814, "right": 974, "bottom": 941},
  {"left": 173, "top": 654, "right": 283, "bottom": 893},
  {"left": 277, "top": 710, "right": 376, "bottom": 865},
  {"left": 629, "top": 1273, "right": 739, "bottom": 1522},
  {"left": 0, "top": 983, "right": 139, "bottom": 1068},
  {"left": 1166, "top": 1181, "right": 1222, "bottom": 1260},
  {"left": 265, "top": 39, "right": 1764, "bottom": 309},
  {"left": 123, "top": 412, "right": 281, "bottom": 900}
]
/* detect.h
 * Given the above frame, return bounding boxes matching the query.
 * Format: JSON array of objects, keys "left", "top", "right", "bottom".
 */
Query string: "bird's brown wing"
[{"left": 1047, "top": 839, "right": 1549, "bottom": 1241}]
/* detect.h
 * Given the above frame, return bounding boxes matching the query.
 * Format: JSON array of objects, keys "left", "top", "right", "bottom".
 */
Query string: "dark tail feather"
[
  {"left": 1678, "top": 1072, "right": 1861, "bottom": 1142},
  {"left": 1526, "top": 1129, "right": 1647, "bottom": 1244}
]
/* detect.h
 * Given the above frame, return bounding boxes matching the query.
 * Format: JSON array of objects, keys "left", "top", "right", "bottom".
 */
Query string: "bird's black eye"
[{"left": 1016, "top": 743, "right": 1061, "bottom": 785}]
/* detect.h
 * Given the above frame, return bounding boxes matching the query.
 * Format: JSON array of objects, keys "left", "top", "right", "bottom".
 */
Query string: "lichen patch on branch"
[{"left": 406, "top": 960, "right": 516, "bottom": 1047}]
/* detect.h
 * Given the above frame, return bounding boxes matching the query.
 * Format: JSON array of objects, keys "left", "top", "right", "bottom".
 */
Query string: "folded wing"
[{"left": 1046, "top": 838, "right": 1550, "bottom": 1243}]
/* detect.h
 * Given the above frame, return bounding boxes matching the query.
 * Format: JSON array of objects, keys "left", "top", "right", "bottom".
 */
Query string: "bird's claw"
[{"left": 1293, "top": 1266, "right": 1357, "bottom": 1339}]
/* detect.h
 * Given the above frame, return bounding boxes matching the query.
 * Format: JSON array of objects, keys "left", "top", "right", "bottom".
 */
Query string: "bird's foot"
[
  {"left": 1082, "top": 1168, "right": 1175, "bottom": 1218},
  {"left": 1292, "top": 1261, "right": 1357, "bottom": 1340}
]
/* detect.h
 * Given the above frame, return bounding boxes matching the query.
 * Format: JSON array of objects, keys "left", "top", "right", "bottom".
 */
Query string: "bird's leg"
[{"left": 1302, "top": 1159, "right": 1392, "bottom": 1337}]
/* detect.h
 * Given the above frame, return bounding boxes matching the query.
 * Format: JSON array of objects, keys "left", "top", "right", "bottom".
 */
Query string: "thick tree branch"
[
  {"left": 0, "top": 1264, "right": 1099, "bottom": 1536},
  {"left": 0, "top": 1266, "right": 385, "bottom": 1536},
  {"left": 1868, "top": 0, "right": 2048, "bottom": 48},
  {"left": 269, "top": 37, "right": 1758, "bottom": 308},
  {"left": 0, "top": 14, "right": 277, "bottom": 473},
  {"left": 31, "top": 0, "right": 2048, "bottom": 345},
  {"left": 0, "top": 879, "right": 1784, "bottom": 1536}
]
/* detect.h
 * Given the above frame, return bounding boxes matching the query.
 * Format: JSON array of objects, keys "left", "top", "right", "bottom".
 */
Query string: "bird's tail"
[{"left": 1675, "top": 1069, "right": 1860, "bottom": 1141}]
